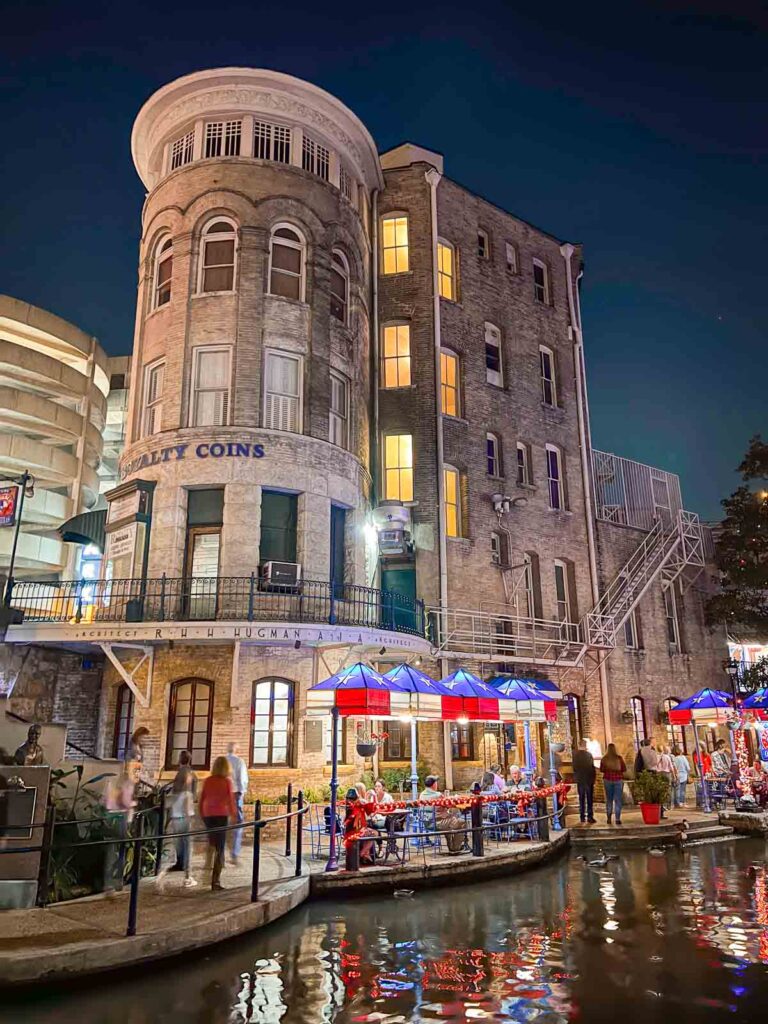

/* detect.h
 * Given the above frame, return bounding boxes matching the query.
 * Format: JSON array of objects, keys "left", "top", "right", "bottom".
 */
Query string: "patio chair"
[
  {"left": 406, "top": 806, "right": 443, "bottom": 853},
  {"left": 304, "top": 804, "right": 341, "bottom": 860}
]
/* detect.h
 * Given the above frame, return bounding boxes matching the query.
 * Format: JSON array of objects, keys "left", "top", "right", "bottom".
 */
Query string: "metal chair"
[{"left": 304, "top": 804, "right": 341, "bottom": 860}]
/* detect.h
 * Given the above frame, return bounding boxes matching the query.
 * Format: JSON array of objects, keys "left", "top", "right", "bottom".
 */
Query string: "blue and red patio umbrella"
[
  {"left": 439, "top": 667, "right": 518, "bottom": 722},
  {"left": 384, "top": 663, "right": 463, "bottom": 720},
  {"left": 667, "top": 687, "right": 734, "bottom": 725},
  {"left": 742, "top": 688, "right": 768, "bottom": 720},
  {"left": 489, "top": 677, "right": 558, "bottom": 722},
  {"left": 306, "top": 661, "right": 410, "bottom": 717}
]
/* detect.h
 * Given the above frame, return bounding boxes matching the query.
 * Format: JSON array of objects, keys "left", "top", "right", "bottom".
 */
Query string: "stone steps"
[{"left": 571, "top": 820, "right": 734, "bottom": 848}]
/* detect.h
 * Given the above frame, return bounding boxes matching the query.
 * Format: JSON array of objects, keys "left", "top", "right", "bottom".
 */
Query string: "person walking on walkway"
[
  {"left": 225, "top": 742, "right": 248, "bottom": 866},
  {"left": 199, "top": 756, "right": 237, "bottom": 891},
  {"left": 573, "top": 740, "right": 597, "bottom": 824},
  {"left": 156, "top": 753, "right": 198, "bottom": 889},
  {"left": 600, "top": 744, "right": 627, "bottom": 826},
  {"left": 672, "top": 746, "right": 690, "bottom": 808}
]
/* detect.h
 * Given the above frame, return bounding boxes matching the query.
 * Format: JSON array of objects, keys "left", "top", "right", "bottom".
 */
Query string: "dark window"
[
  {"left": 166, "top": 679, "right": 213, "bottom": 769},
  {"left": 112, "top": 684, "right": 135, "bottom": 761},
  {"left": 330, "top": 505, "right": 346, "bottom": 596},
  {"left": 187, "top": 488, "right": 224, "bottom": 527},
  {"left": 251, "top": 678, "right": 294, "bottom": 766},
  {"left": 260, "top": 491, "right": 298, "bottom": 563},
  {"left": 450, "top": 722, "right": 474, "bottom": 760},
  {"left": 109, "top": 373, "right": 126, "bottom": 390},
  {"left": 383, "top": 721, "right": 413, "bottom": 760}
]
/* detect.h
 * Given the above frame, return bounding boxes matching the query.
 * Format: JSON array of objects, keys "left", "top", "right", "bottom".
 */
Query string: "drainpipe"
[
  {"left": 560, "top": 242, "right": 612, "bottom": 747},
  {"left": 425, "top": 166, "right": 453, "bottom": 789}
]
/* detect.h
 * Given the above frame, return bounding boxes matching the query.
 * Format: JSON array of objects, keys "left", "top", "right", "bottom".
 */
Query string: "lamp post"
[
  {"left": 724, "top": 657, "right": 754, "bottom": 806},
  {"left": 1, "top": 470, "right": 35, "bottom": 606}
]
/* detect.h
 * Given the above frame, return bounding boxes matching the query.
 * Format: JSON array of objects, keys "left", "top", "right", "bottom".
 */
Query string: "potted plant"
[
  {"left": 632, "top": 770, "right": 670, "bottom": 825},
  {"left": 356, "top": 729, "right": 388, "bottom": 758}
]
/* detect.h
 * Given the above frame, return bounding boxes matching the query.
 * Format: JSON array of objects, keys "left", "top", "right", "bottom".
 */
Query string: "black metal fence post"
[
  {"left": 251, "top": 800, "right": 262, "bottom": 902},
  {"left": 295, "top": 791, "right": 304, "bottom": 877},
  {"left": 470, "top": 799, "right": 484, "bottom": 857},
  {"left": 537, "top": 794, "right": 550, "bottom": 841},
  {"left": 247, "top": 572, "right": 255, "bottom": 621},
  {"left": 284, "top": 783, "right": 293, "bottom": 857},
  {"left": 126, "top": 837, "right": 142, "bottom": 937},
  {"left": 36, "top": 804, "right": 56, "bottom": 907},
  {"left": 155, "top": 790, "right": 166, "bottom": 876}
]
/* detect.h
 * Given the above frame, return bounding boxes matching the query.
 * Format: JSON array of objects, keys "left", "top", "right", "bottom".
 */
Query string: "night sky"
[{"left": 1, "top": 0, "right": 765, "bottom": 519}]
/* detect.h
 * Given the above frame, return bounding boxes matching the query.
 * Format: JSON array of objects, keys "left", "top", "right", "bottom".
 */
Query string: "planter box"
[{"left": 639, "top": 802, "right": 661, "bottom": 825}]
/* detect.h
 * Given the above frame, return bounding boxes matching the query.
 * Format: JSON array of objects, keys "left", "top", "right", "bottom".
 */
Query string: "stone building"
[{"left": 4, "top": 68, "right": 728, "bottom": 793}]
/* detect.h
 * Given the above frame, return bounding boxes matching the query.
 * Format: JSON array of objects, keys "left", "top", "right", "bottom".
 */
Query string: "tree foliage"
[{"left": 706, "top": 435, "right": 768, "bottom": 635}]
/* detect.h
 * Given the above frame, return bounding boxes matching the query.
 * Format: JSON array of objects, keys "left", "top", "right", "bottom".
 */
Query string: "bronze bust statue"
[{"left": 14, "top": 725, "right": 46, "bottom": 767}]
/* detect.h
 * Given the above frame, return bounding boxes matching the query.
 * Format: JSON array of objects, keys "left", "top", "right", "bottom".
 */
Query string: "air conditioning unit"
[{"left": 261, "top": 561, "right": 302, "bottom": 586}]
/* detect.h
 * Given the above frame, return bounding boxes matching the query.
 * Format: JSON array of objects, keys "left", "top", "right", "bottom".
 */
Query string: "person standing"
[
  {"left": 572, "top": 740, "right": 597, "bottom": 824},
  {"left": 156, "top": 755, "right": 198, "bottom": 889},
  {"left": 656, "top": 745, "right": 676, "bottom": 819},
  {"left": 672, "top": 747, "right": 690, "bottom": 808},
  {"left": 639, "top": 739, "right": 659, "bottom": 773},
  {"left": 225, "top": 742, "right": 248, "bottom": 866},
  {"left": 599, "top": 744, "right": 627, "bottom": 826},
  {"left": 199, "top": 756, "right": 237, "bottom": 891}
]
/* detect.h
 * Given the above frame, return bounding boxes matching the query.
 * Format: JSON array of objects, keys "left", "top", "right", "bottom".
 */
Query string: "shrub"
[{"left": 631, "top": 770, "right": 670, "bottom": 805}]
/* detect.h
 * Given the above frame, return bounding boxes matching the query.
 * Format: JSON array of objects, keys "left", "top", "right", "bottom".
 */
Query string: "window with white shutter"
[
  {"left": 204, "top": 120, "right": 242, "bottom": 158},
  {"left": 142, "top": 360, "right": 164, "bottom": 437},
  {"left": 302, "top": 134, "right": 330, "bottom": 180},
  {"left": 263, "top": 351, "right": 302, "bottom": 433},
  {"left": 253, "top": 120, "right": 292, "bottom": 163},
  {"left": 170, "top": 129, "right": 194, "bottom": 170},
  {"left": 191, "top": 346, "right": 231, "bottom": 426},
  {"left": 329, "top": 372, "right": 349, "bottom": 448}
]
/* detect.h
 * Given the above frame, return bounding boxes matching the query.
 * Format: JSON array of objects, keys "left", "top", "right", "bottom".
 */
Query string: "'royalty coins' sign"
[
  {"left": 0, "top": 486, "right": 19, "bottom": 527},
  {"left": 120, "top": 441, "right": 265, "bottom": 481}
]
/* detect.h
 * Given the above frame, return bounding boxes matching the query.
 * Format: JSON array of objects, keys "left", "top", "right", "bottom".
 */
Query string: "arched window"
[
  {"left": 330, "top": 250, "right": 349, "bottom": 323},
  {"left": 153, "top": 235, "right": 173, "bottom": 309},
  {"left": 112, "top": 683, "right": 135, "bottom": 761},
  {"left": 166, "top": 679, "right": 214, "bottom": 769},
  {"left": 664, "top": 697, "right": 687, "bottom": 752},
  {"left": 199, "top": 219, "right": 237, "bottom": 293},
  {"left": 566, "top": 693, "right": 583, "bottom": 749},
  {"left": 251, "top": 678, "right": 294, "bottom": 766},
  {"left": 631, "top": 695, "right": 647, "bottom": 749},
  {"left": 486, "top": 432, "right": 501, "bottom": 477},
  {"left": 269, "top": 224, "right": 305, "bottom": 301},
  {"left": 440, "top": 348, "right": 460, "bottom": 417}
]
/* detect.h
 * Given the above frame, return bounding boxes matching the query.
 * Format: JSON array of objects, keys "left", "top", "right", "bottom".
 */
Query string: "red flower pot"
[{"left": 639, "top": 802, "right": 661, "bottom": 825}]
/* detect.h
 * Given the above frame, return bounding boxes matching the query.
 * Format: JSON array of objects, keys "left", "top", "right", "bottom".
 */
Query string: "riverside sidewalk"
[{"left": 0, "top": 841, "right": 311, "bottom": 986}]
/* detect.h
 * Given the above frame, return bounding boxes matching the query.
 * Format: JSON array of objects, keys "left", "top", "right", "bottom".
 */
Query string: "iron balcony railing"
[{"left": 8, "top": 576, "right": 427, "bottom": 637}]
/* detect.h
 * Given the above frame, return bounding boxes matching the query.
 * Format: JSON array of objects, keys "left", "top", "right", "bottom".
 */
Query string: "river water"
[{"left": 8, "top": 837, "right": 768, "bottom": 1023}]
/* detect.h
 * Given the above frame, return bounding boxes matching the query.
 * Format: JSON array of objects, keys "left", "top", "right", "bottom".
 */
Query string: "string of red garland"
[{"left": 342, "top": 783, "right": 570, "bottom": 848}]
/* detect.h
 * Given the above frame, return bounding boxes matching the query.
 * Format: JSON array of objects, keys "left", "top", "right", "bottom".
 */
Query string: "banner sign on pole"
[{"left": 0, "top": 486, "right": 19, "bottom": 527}]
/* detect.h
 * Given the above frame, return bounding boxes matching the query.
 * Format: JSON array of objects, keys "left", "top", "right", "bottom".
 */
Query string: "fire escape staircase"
[{"left": 429, "top": 509, "right": 705, "bottom": 669}]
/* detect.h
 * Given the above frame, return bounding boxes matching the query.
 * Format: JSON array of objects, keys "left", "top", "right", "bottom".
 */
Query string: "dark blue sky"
[{"left": 1, "top": 0, "right": 765, "bottom": 518}]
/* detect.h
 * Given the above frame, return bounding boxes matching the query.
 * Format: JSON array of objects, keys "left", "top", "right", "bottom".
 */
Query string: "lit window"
[
  {"left": 170, "top": 129, "right": 194, "bottom": 170},
  {"left": 440, "top": 349, "right": 460, "bottom": 417},
  {"left": 263, "top": 350, "right": 302, "bottom": 432},
  {"left": 540, "top": 346, "right": 557, "bottom": 406},
  {"left": 330, "top": 250, "right": 349, "bottom": 323},
  {"left": 516, "top": 442, "right": 530, "bottom": 485},
  {"left": 153, "top": 236, "right": 173, "bottom": 309},
  {"left": 166, "top": 678, "right": 213, "bottom": 770},
  {"left": 486, "top": 433, "right": 501, "bottom": 477},
  {"left": 381, "top": 215, "right": 409, "bottom": 274},
  {"left": 533, "top": 258, "right": 550, "bottom": 304},
  {"left": 191, "top": 346, "right": 231, "bottom": 427},
  {"left": 384, "top": 434, "right": 413, "bottom": 502},
  {"left": 451, "top": 721, "right": 474, "bottom": 760},
  {"left": 204, "top": 120, "right": 242, "bottom": 158},
  {"left": 381, "top": 324, "right": 411, "bottom": 388},
  {"left": 252, "top": 679, "right": 294, "bottom": 766},
  {"left": 437, "top": 240, "right": 455, "bottom": 300},
  {"left": 142, "top": 360, "right": 164, "bottom": 437},
  {"left": 301, "top": 134, "right": 329, "bottom": 180},
  {"left": 477, "top": 230, "right": 489, "bottom": 259},
  {"left": 664, "top": 585, "right": 680, "bottom": 647},
  {"left": 546, "top": 445, "right": 565, "bottom": 510},
  {"left": 253, "top": 120, "right": 291, "bottom": 163},
  {"left": 624, "top": 608, "right": 638, "bottom": 649},
  {"left": 200, "top": 219, "right": 236, "bottom": 293},
  {"left": 631, "top": 695, "right": 646, "bottom": 748},
  {"left": 269, "top": 224, "right": 305, "bottom": 301},
  {"left": 505, "top": 242, "right": 518, "bottom": 273},
  {"left": 329, "top": 372, "right": 349, "bottom": 449},
  {"left": 566, "top": 693, "right": 583, "bottom": 748},
  {"left": 485, "top": 323, "right": 502, "bottom": 387},
  {"left": 444, "top": 465, "right": 460, "bottom": 538},
  {"left": 490, "top": 532, "right": 503, "bottom": 566},
  {"left": 664, "top": 698, "right": 687, "bottom": 752}
]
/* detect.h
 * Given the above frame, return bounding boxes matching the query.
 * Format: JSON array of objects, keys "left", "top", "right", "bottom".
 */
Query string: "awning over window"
[{"left": 58, "top": 508, "right": 107, "bottom": 552}]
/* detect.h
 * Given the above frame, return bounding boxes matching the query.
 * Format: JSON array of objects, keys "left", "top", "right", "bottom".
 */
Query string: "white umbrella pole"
[{"left": 410, "top": 719, "right": 418, "bottom": 801}]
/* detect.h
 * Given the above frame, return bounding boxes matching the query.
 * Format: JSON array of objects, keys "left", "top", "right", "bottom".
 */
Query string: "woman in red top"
[
  {"left": 199, "top": 756, "right": 238, "bottom": 890},
  {"left": 343, "top": 789, "right": 379, "bottom": 865},
  {"left": 599, "top": 743, "right": 627, "bottom": 826}
]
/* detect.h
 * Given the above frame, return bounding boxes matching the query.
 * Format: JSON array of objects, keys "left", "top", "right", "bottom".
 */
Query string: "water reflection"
[{"left": 9, "top": 838, "right": 768, "bottom": 1023}]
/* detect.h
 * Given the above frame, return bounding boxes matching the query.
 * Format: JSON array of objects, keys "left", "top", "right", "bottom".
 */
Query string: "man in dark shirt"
[{"left": 572, "top": 740, "right": 597, "bottom": 824}]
